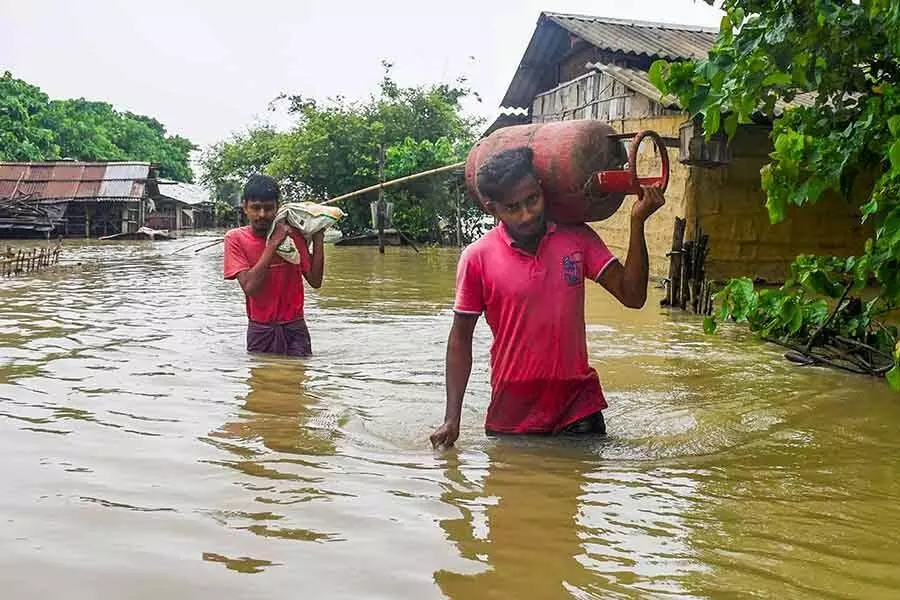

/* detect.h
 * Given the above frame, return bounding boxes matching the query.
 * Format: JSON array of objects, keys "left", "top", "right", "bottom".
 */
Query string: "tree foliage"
[
  {"left": 650, "top": 1, "right": 900, "bottom": 385},
  {"left": 0, "top": 72, "right": 195, "bottom": 182},
  {"left": 201, "top": 125, "right": 281, "bottom": 207},
  {"left": 201, "top": 63, "right": 485, "bottom": 243}
]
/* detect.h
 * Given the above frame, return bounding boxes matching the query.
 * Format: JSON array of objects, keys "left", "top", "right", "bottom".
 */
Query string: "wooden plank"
[
  {"left": 680, "top": 240, "right": 694, "bottom": 310},
  {"left": 664, "top": 217, "right": 686, "bottom": 307},
  {"left": 377, "top": 143, "right": 386, "bottom": 254}
]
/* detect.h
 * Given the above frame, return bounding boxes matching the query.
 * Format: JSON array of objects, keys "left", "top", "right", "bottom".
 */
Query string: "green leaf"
[
  {"left": 720, "top": 14, "right": 732, "bottom": 33},
  {"left": 724, "top": 113, "right": 738, "bottom": 139},
  {"left": 704, "top": 108, "right": 722, "bottom": 137},
  {"left": 762, "top": 72, "right": 793, "bottom": 86},
  {"left": 648, "top": 61, "right": 669, "bottom": 93},
  {"left": 890, "top": 141, "right": 900, "bottom": 174},
  {"left": 703, "top": 316, "right": 718, "bottom": 334},
  {"left": 861, "top": 197, "right": 879, "bottom": 221},
  {"left": 886, "top": 365, "right": 900, "bottom": 391},
  {"left": 889, "top": 116, "right": 900, "bottom": 138}
]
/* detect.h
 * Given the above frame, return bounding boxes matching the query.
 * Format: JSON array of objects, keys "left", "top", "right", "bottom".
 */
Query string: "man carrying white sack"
[{"left": 223, "top": 174, "right": 343, "bottom": 357}]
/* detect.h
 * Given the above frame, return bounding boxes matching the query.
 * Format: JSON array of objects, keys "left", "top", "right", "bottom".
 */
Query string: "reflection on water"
[{"left": 0, "top": 235, "right": 899, "bottom": 599}]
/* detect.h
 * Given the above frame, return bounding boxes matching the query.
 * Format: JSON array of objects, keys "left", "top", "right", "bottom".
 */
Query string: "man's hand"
[
  {"left": 631, "top": 186, "right": 666, "bottom": 223},
  {"left": 312, "top": 230, "right": 325, "bottom": 244},
  {"left": 266, "top": 223, "right": 291, "bottom": 249},
  {"left": 430, "top": 420, "right": 460, "bottom": 450}
]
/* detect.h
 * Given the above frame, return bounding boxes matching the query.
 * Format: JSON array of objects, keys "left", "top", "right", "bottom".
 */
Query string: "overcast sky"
[{"left": 1, "top": 0, "right": 721, "bottom": 149}]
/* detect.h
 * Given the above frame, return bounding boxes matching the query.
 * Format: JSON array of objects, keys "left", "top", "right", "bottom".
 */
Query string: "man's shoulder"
[
  {"left": 554, "top": 222, "right": 596, "bottom": 237},
  {"left": 461, "top": 226, "right": 503, "bottom": 259},
  {"left": 225, "top": 226, "right": 254, "bottom": 243},
  {"left": 225, "top": 225, "right": 252, "bottom": 236},
  {"left": 551, "top": 222, "right": 604, "bottom": 246}
]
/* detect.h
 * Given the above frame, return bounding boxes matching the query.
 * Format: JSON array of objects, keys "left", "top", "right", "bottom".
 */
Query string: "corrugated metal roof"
[
  {"left": 155, "top": 180, "right": 212, "bottom": 206},
  {"left": 0, "top": 161, "right": 151, "bottom": 203},
  {"left": 501, "top": 11, "right": 717, "bottom": 109},
  {"left": 481, "top": 113, "right": 531, "bottom": 138},
  {"left": 774, "top": 92, "right": 817, "bottom": 114},
  {"left": 545, "top": 13, "right": 717, "bottom": 61}
]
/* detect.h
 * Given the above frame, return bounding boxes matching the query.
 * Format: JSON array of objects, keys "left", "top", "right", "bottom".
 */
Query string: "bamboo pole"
[
  {"left": 193, "top": 239, "right": 225, "bottom": 253},
  {"left": 320, "top": 161, "right": 465, "bottom": 206},
  {"left": 191, "top": 160, "right": 466, "bottom": 253},
  {"left": 171, "top": 238, "right": 223, "bottom": 254},
  {"left": 377, "top": 143, "right": 386, "bottom": 255}
]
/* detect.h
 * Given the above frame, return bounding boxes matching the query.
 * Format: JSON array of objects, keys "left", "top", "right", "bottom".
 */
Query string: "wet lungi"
[{"left": 246, "top": 319, "right": 312, "bottom": 357}]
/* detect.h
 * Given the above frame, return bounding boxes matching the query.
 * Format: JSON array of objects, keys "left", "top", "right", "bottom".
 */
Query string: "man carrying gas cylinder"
[{"left": 430, "top": 145, "right": 666, "bottom": 449}]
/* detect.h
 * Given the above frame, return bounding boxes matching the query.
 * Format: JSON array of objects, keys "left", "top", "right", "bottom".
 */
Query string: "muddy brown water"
[{"left": 1, "top": 235, "right": 898, "bottom": 599}]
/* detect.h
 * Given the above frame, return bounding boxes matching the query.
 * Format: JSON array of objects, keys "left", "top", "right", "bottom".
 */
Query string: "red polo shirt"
[
  {"left": 223, "top": 226, "right": 311, "bottom": 324},
  {"left": 453, "top": 222, "right": 618, "bottom": 434}
]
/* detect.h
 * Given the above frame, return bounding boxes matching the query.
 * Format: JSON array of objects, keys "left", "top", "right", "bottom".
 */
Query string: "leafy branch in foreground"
[{"left": 650, "top": 0, "right": 900, "bottom": 387}]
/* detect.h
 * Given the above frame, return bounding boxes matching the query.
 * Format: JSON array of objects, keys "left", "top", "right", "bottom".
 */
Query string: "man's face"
[
  {"left": 243, "top": 197, "right": 277, "bottom": 236},
  {"left": 489, "top": 174, "right": 546, "bottom": 245}
]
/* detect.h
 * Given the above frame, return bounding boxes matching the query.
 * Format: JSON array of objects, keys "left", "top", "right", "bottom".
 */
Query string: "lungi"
[{"left": 246, "top": 319, "right": 312, "bottom": 357}]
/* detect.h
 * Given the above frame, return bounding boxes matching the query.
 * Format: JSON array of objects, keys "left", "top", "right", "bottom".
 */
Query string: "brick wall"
[
  {"left": 531, "top": 80, "right": 870, "bottom": 283},
  {"left": 588, "top": 117, "right": 870, "bottom": 283},
  {"left": 694, "top": 157, "right": 871, "bottom": 282}
]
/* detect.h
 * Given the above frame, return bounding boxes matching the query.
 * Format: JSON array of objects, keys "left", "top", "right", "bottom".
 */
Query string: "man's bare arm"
[
  {"left": 597, "top": 186, "right": 665, "bottom": 309},
  {"left": 303, "top": 231, "right": 325, "bottom": 289},
  {"left": 430, "top": 312, "right": 478, "bottom": 449}
]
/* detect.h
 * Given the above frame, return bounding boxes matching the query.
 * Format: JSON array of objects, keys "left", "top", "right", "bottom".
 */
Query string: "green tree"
[
  {"left": 650, "top": 1, "right": 900, "bottom": 384},
  {"left": 200, "top": 125, "right": 281, "bottom": 204},
  {"left": 0, "top": 72, "right": 58, "bottom": 160},
  {"left": 205, "top": 63, "right": 484, "bottom": 243},
  {"left": 0, "top": 71, "right": 195, "bottom": 182}
]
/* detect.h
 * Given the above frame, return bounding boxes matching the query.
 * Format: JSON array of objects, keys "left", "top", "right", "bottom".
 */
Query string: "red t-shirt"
[
  {"left": 223, "top": 226, "right": 311, "bottom": 324},
  {"left": 454, "top": 222, "right": 618, "bottom": 434}
]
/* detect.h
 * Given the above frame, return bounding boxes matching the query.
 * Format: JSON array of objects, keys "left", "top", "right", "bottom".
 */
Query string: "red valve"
[{"left": 594, "top": 130, "right": 670, "bottom": 198}]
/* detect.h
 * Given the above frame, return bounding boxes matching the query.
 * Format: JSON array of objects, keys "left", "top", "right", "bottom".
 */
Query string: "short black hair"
[
  {"left": 242, "top": 174, "right": 280, "bottom": 204},
  {"left": 476, "top": 146, "right": 536, "bottom": 203}
]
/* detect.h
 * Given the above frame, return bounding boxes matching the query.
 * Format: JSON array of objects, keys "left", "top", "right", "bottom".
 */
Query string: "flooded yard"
[{"left": 1, "top": 236, "right": 898, "bottom": 599}]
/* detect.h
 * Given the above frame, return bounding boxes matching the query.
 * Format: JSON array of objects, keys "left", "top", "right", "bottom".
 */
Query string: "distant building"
[
  {"left": 0, "top": 161, "right": 156, "bottom": 238},
  {"left": 150, "top": 180, "right": 214, "bottom": 231},
  {"left": 487, "top": 12, "right": 869, "bottom": 282},
  {"left": 0, "top": 161, "right": 212, "bottom": 238}
]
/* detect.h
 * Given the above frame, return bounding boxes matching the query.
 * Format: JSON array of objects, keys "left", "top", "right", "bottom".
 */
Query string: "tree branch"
[{"left": 804, "top": 281, "right": 853, "bottom": 353}]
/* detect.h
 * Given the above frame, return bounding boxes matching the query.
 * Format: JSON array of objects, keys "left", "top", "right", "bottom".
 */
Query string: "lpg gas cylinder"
[{"left": 464, "top": 119, "right": 629, "bottom": 223}]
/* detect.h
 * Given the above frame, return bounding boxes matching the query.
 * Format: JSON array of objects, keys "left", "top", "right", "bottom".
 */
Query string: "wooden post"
[
  {"left": 664, "top": 217, "right": 686, "bottom": 307},
  {"left": 377, "top": 143, "right": 386, "bottom": 255},
  {"left": 680, "top": 240, "right": 694, "bottom": 310},
  {"left": 455, "top": 184, "right": 463, "bottom": 248},
  {"left": 692, "top": 233, "right": 709, "bottom": 313}
]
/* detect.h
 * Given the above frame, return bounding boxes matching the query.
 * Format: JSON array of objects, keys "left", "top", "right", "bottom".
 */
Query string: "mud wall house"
[
  {"left": 0, "top": 161, "right": 157, "bottom": 238},
  {"left": 489, "top": 12, "right": 870, "bottom": 282},
  {"left": 149, "top": 180, "right": 214, "bottom": 231}
]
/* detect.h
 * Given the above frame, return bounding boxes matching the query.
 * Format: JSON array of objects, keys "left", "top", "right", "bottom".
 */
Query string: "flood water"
[{"left": 1, "top": 234, "right": 899, "bottom": 599}]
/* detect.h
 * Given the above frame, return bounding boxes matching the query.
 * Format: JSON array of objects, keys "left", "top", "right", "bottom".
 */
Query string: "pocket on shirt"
[{"left": 561, "top": 253, "right": 584, "bottom": 287}]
